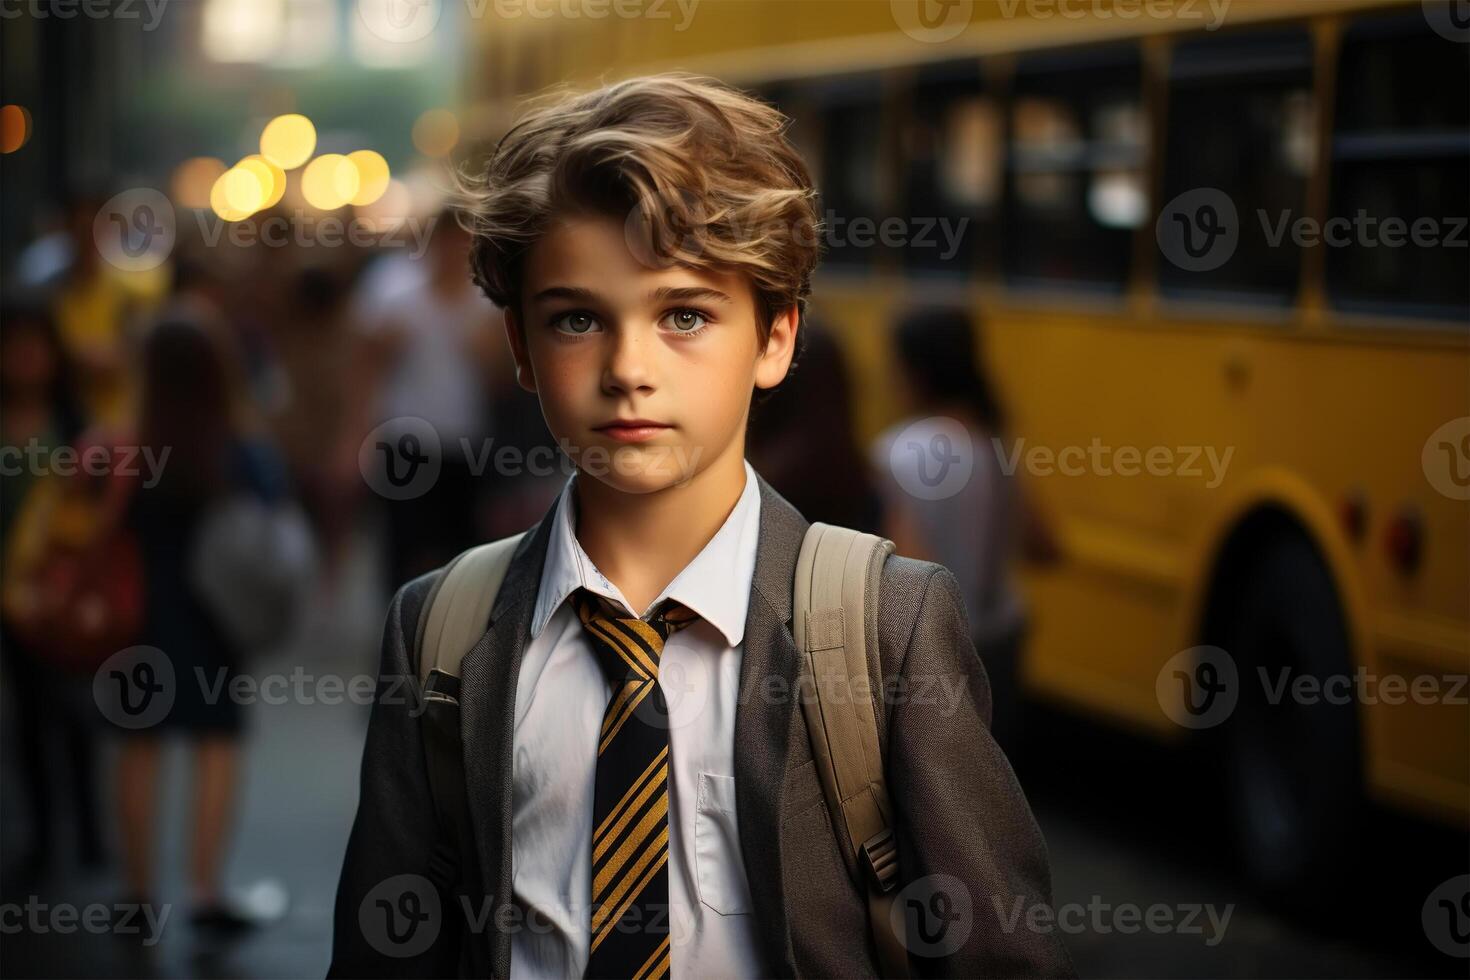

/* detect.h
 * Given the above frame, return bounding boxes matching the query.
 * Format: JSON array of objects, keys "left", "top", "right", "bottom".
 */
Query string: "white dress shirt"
[{"left": 509, "top": 459, "right": 764, "bottom": 979}]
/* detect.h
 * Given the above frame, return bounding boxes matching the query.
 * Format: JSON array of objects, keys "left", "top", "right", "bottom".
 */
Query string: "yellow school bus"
[{"left": 467, "top": 0, "right": 1469, "bottom": 896}]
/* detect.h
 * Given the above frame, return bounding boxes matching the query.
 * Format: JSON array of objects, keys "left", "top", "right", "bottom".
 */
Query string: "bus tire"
[{"left": 1217, "top": 532, "right": 1362, "bottom": 912}]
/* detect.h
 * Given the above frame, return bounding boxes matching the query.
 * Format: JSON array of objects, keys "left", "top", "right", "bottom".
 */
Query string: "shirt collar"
[{"left": 530, "top": 459, "right": 762, "bottom": 648}]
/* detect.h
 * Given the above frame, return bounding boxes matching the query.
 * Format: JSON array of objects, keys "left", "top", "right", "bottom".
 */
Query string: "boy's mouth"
[{"left": 593, "top": 418, "right": 674, "bottom": 444}]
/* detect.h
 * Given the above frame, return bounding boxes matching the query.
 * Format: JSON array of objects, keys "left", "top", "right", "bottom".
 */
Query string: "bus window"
[
  {"left": 809, "top": 73, "right": 887, "bottom": 270},
  {"left": 1327, "top": 14, "right": 1470, "bottom": 323},
  {"left": 899, "top": 59, "right": 1000, "bottom": 277},
  {"left": 1159, "top": 30, "right": 1315, "bottom": 306},
  {"left": 1003, "top": 45, "right": 1146, "bottom": 294}
]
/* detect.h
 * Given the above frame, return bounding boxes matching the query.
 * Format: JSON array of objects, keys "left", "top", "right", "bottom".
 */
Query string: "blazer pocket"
[{"left": 694, "top": 772, "right": 753, "bottom": 916}]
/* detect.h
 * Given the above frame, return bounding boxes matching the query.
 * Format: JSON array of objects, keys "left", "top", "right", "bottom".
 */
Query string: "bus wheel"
[{"left": 1219, "top": 533, "right": 1361, "bottom": 911}]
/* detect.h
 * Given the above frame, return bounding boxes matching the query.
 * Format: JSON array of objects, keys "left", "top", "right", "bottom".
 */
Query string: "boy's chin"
[{"left": 574, "top": 445, "right": 704, "bottom": 495}]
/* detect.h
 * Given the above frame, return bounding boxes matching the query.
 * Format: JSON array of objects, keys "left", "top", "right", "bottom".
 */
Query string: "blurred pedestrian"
[
  {"left": 335, "top": 212, "right": 504, "bottom": 590},
  {"left": 0, "top": 294, "right": 105, "bottom": 883},
  {"left": 114, "top": 316, "right": 290, "bottom": 935},
  {"left": 747, "top": 319, "right": 882, "bottom": 532},
  {"left": 870, "top": 305, "right": 1060, "bottom": 745}
]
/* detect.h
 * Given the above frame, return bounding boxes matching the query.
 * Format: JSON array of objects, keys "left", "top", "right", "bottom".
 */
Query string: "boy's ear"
[
  {"left": 753, "top": 304, "right": 799, "bottom": 392},
  {"left": 503, "top": 308, "right": 538, "bottom": 393}
]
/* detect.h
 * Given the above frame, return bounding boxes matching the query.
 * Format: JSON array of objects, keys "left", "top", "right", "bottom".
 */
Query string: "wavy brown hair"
[{"left": 456, "top": 72, "right": 822, "bottom": 355}]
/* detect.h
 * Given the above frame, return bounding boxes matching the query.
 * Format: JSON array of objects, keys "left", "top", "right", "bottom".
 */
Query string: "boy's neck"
[{"left": 570, "top": 442, "right": 749, "bottom": 617}]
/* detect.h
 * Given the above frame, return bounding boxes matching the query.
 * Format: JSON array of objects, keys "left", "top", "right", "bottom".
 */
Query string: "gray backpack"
[{"left": 413, "top": 522, "right": 909, "bottom": 977}]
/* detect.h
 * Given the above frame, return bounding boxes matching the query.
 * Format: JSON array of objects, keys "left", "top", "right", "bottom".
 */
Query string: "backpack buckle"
[{"left": 859, "top": 827, "right": 899, "bottom": 893}]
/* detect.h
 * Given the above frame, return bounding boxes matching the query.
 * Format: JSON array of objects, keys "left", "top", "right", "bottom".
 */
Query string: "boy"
[{"left": 329, "top": 73, "right": 1073, "bottom": 979}]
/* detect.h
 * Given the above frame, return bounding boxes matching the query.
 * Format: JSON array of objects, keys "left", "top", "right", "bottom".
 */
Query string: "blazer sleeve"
[
  {"left": 327, "top": 574, "right": 465, "bottom": 978},
  {"left": 887, "top": 565, "right": 1076, "bottom": 979}
]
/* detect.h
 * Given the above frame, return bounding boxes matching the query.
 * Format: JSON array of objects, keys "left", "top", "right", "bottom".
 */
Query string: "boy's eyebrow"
[{"left": 529, "top": 285, "right": 735, "bottom": 305}]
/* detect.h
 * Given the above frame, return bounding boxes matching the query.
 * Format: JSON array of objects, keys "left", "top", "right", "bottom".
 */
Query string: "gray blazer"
[{"left": 329, "top": 473, "right": 1075, "bottom": 978}]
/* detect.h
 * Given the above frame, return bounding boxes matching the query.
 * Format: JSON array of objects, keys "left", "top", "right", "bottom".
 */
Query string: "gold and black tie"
[{"left": 571, "top": 588, "right": 700, "bottom": 980}]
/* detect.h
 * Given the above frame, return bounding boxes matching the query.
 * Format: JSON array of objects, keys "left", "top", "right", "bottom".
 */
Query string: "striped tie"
[{"left": 571, "top": 589, "right": 700, "bottom": 980}]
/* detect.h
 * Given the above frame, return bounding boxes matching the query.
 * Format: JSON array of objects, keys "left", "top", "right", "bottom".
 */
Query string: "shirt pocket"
[{"left": 694, "top": 772, "right": 753, "bottom": 916}]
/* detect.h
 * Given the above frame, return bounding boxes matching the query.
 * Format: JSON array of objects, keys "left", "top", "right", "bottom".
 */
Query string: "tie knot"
[{"left": 571, "top": 589, "right": 699, "bottom": 683}]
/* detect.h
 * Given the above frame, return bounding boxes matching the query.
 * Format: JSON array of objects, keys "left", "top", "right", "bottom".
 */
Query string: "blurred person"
[
  {"left": 0, "top": 294, "right": 105, "bottom": 882},
  {"left": 113, "top": 317, "right": 289, "bottom": 936},
  {"left": 747, "top": 319, "right": 883, "bottom": 532},
  {"left": 49, "top": 192, "right": 164, "bottom": 428},
  {"left": 271, "top": 265, "right": 356, "bottom": 578},
  {"left": 335, "top": 213, "right": 505, "bottom": 590},
  {"left": 870, "top": 306, "right": 1060, "bottom": 745}
]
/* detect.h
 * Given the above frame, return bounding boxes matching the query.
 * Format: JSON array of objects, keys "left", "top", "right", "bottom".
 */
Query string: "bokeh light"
[
  {"left": 260, "top": 113, "right": 316, "bottom": 169},
  {"left": 347, "top": 150, "right": 391, "bottom": 207},
  {"left": 1, "top": 104, "right": 32, "bottom": 154},
  {"left": 171, "top": 157, "right": 228, "bottom": 209},
  {"left": 300, "top": 153, "right": 360, "bottom": 210},
  {"left": 238, "top": 154, "right": 287, "bottom": 209},
  {"left": 411, "top": 108, "right": 459, "bottom": 158}
]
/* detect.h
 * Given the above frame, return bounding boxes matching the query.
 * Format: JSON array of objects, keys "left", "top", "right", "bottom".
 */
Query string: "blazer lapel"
[
  {"left": 457, "top": 493, "right": 559, "bottom": 978},
  {"left": 735, "top": 474, "right": 811, "bottom": 977}
]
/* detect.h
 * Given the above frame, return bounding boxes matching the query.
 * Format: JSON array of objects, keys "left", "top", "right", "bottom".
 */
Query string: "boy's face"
[{"left": 504, "top": 213, "right": 797, "bottom": 495}]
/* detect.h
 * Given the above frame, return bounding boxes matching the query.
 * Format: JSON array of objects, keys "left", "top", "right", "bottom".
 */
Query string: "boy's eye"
[
  {"left": 664, "top": 309, "right": 709, "bottom": 333},
  {"left": 552, "top": 311, "right": 600, "bottom": 335}
]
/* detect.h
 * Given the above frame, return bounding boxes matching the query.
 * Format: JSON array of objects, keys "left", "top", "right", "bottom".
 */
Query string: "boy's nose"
[{"left": 601, "top": 326, "right": 656, "bottom": 395}]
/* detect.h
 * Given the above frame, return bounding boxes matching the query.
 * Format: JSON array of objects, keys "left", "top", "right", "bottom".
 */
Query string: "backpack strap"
[
  {"left": 413, "top": 533, "right": 525, "bottom": 876},
  {"left": 793, "top": 522, "right": 908, "bottom": 978}
]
